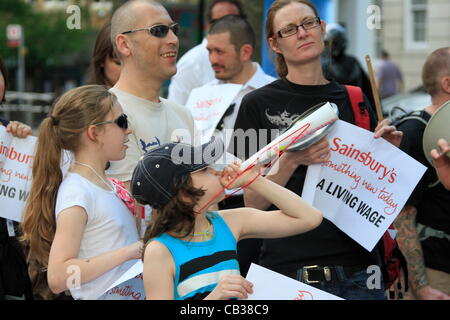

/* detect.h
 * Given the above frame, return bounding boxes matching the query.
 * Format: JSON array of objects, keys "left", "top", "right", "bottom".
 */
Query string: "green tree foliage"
[
  {"left": 0, "top": 0, "right": 93, "bottom": 68},
  {"left": 203, "top": 0, "right": 264, "bottom": 63},
  {"left": 241, "top": 1, "right": 264, "bottom": 64}
]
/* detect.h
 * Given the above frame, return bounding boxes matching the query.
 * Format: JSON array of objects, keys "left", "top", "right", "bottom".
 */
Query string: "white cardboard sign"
[
  {"left": 302, "top": 120, "right": 427, "bottom": 251},
  {"left": 245, "top": 263, "right": 343, "bottom": 300},
  {"left": 98, "top": 260, "right": 145, "bottom": 300},
  {"left": 185, "top": 83, "right": 242, "bottom": 144},
  {"left": 0, "top": 126, "right": 36, "bottom": 221}
]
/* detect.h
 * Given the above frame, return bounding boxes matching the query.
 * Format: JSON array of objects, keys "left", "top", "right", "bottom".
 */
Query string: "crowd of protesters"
[{"left": 0, "top": 0, "right": 449, "bottom": 301}]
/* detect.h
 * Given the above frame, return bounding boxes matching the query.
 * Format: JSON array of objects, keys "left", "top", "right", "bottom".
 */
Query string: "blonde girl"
[{"left": 22, "top": 85, "right": 142, "bottom": 300}]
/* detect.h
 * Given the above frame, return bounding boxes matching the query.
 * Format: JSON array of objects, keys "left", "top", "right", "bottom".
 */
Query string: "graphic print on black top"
[{"left": 265, "top": 109, "right": 302, "bottom": 130}]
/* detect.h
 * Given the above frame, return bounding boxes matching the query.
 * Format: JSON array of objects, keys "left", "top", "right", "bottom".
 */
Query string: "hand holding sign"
[
  {"left": 245, "top": 264, "right": 343, "bottom": 300},
  {"left": 206, "top": 274, "right": 254, "bottom": 300},
  {"left": 5, "top": 121, "right": 32, "bottom": 139},
  {"left": 373, "top": 119, "right": 403, "bottom": 147},
  {"left": 185, "top": 84, "right": 242, "bottom": 144},
  {"left": 0, "top": 126, "right": 36, "bottom": 222},
  {"left": 283, "top": 136, "right": 331, "bottom": 166},
  {"left": 303, "top": 120, "right": 427, "bottom": 251}
]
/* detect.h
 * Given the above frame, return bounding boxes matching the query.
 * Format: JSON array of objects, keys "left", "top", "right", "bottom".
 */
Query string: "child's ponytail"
[
  {"left": 21, "top": 85, "right": 117, "bottom": 271},
  {"left": 21, "top": 117, "right": 63, "bottom": 267}
]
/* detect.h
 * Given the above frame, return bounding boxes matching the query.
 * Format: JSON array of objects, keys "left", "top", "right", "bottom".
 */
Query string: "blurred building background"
[{"left": 379, "top": 0, "right": 450, "bottom": 91}]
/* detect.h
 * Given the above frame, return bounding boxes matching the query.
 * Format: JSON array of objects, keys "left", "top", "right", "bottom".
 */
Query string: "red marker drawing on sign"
[
  {"left": 197, "top": 122, "right": 312, "bottom": 213},
  {"left": 294, "top": 290, "right": 314, "bottom": 300}
]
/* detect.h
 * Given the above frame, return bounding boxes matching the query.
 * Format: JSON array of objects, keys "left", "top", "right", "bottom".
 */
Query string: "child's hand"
[
  {"left": 126, "top": 240, "right": 144, "bottom": 260},
  {"left": 206, "top": 274, "right": 253, "bottom": 300},
  {"left": 220, "top": 161, "right": 261, "bottom": 189},
  {"left": 6, "top": 121, "right": 32, "bottom": 138}
]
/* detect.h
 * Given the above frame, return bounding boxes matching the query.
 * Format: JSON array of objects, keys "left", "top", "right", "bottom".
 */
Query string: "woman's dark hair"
[
  {"left": 209, "top": 15, "right": 255, "bottom": 52},
  {"left": 0, "top": 56, "right": 9, "bottom": 103},
  {"left": 87, "top": 21, "right": 118, "bottom": 87},
  {"left": 142, "top": 174, "right": 206, "bottom": 260}
]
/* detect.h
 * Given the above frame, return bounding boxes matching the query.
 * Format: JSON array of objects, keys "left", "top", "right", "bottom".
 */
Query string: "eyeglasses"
[
  {"left": 94, "top": 114, "right": 128, "bottom": 130},
  {"left": 122, "top": 23, "right": 179, "bottom": 38},
  {"left": 276, "top": 17, "right": 321, "bottom": 38}
]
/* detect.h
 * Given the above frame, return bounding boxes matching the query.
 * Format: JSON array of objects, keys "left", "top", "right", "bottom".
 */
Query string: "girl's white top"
[{"left": 55, "top": 172, "right": 139, "bottom": 300}]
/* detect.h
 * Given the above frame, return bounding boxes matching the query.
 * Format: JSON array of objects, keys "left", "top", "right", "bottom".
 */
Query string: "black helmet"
[{"left": 325, "top": 23, "right": 347, "bottom": 57}]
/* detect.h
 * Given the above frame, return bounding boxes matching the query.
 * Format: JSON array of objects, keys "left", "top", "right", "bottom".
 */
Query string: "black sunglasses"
[
  {"left": 95, "top": 114, "right": 128, "bottom": 130},
  {"left": 122, "top": 23, "right": 179, "bottom": 38}
]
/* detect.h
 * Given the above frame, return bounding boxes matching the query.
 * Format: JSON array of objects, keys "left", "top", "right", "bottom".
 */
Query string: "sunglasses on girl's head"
[
  {"left": 122, "top": 23, "right": 180, "bottom": 38},
  {"left": 94, "top": 114, "right": 128, "bottom": 130}
]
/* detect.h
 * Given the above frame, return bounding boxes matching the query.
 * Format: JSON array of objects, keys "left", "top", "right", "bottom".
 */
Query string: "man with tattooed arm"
[{"left": 395, "top": 47, "right": 450, "bottom": 300}]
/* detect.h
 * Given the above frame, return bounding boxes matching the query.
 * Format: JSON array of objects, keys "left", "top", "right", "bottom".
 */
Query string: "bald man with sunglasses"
[{"left": 107, "top": 1, "right": 198, "bottom": 195}]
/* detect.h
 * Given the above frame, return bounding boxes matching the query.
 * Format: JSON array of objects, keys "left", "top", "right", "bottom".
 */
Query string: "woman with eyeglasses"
[
  {"left": 22, "top": 85, "right": 144, "bottom": 300},
  {"left": 232, "top": 0, "right": 401, "bottom": 300}
]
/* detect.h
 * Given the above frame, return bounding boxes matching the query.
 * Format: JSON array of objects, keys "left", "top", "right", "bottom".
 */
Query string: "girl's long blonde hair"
[{"left": 21, "top": 85, "right": 117, "bottom": 270}]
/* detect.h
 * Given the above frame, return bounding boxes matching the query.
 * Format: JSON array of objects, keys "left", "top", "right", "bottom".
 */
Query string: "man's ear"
[
  {"left": 115, "top": 34, "right": 132, "bottom": 58},
  {"left": 440, "top": 75, "right": 450, "bottom": 95},
  {"left": 240, "top": 44, "right": 254, "bottom": 62}
]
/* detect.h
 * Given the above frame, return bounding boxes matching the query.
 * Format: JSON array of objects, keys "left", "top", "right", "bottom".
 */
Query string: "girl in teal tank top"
[
  {"left": 154, "top": 211, "right": 240, "bottom": 299},
  {"left": 131, "top": 141, "right": 323, "bottom": 300}
]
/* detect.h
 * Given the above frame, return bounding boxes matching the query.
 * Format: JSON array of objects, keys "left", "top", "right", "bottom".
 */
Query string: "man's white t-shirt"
[
  {"left": 107, "top": 87, "right": 198, "bottom": 182},
  {"left": 55, "top": 172, "right": 140, "bottom": 300}
]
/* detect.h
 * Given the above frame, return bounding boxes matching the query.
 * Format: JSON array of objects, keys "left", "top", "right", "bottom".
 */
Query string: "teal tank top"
[{"left": 153, "top": 212, "right": 240, "bottom": 300}]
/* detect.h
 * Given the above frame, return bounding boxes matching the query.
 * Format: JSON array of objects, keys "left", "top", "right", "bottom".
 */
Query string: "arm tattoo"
[{"left": 393, "top": 205, "right": 428, "bottom": 291}]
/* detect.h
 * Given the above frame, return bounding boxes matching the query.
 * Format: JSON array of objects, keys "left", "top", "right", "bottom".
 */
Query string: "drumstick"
[{"left": 365, "top": 55, "right": 384, "bottom": 121}]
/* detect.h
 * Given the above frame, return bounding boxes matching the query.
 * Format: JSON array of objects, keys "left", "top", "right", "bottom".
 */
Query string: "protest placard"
[
  {"left": 98, "top": 260, "right": 145, "bottom": 300},
  {"left": 241, "top": 102, "right": 338, "bottom": 170},
  {"left": 302, "top": 120, "right": 427, "bottom": 251},
  {"left": 0, "top": 127, "right": 73, "bottom": 222},
  {"left": 0, "top": 126, "right": 36, "bottom": 221},
  {"left": 185, "top": 83, "right": 242, "bottom": 144},
  {"left": 245, "top": 263, "right": 343, "bottom": 300}
]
